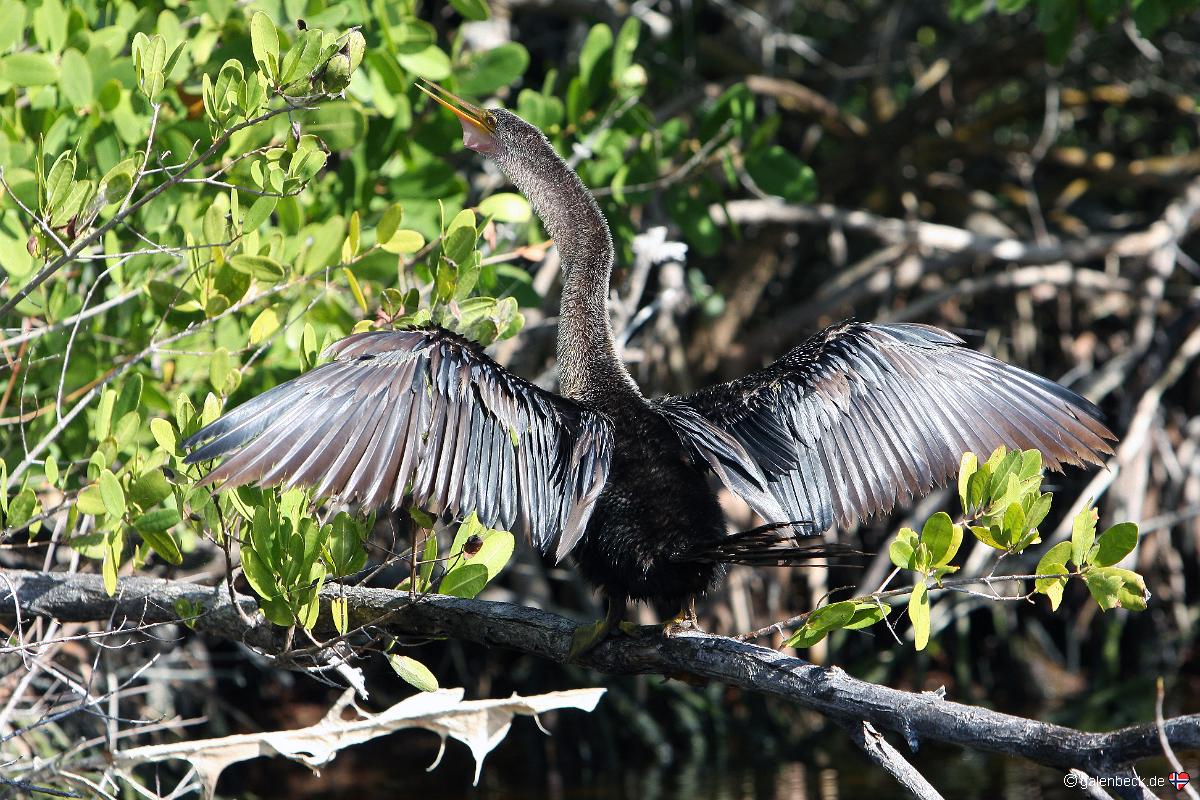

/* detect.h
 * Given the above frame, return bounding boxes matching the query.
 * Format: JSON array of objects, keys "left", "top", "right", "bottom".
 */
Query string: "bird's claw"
[
  {"left": 569, "top": 619, "right": 613, "bottom": 661},
  {"left": 662, "top": 616, "right": 704, "bottom": 637}
]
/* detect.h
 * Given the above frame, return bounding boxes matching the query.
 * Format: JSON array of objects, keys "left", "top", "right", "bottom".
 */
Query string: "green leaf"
[
  {"left": 98, "top": 469, "right": 126, "bottom": 518},
  {"left": 1035, "top": 541, "right": 1072, "bottom": 611},
  {"left": 102, "top": 530, "right": 123, "bottom": 596},
  {"left": 1025, "top": 492, "right": 1053, "bottom": 530},
  {"left": 449, "top": 0, "right": 490, "bottom": 21},
  {"left": 230, "top": 254, "right": 285, "bottom": 281},
  {"left": 1001, "top": 502, "right": 1025, "bottom": 549},
  {"left": 472, "top": 530, "right": 515, "bottom": 582},
  {"left": 958, "top": 451, "right": 978, "bottom": 513},
  {"left": 439, "top": 562, "right": 488, "bottom": 598},
  {"left": 1092, "top": 522, "right": 1138, "bottom": 567},
  {"left": 1, "top": 52, "right": 60, "bottom": 86},
  {"left": 966, "top": 467, "right": 990, "bottom": 513},
  {"left": 1110, "top": 567, "right": 1149, "bottom": 612},
  {"left": 6, "top": 489, "right": 37, "bottom": 531},
  {"left": 807, "top": 600, "right": 857, "bottom": 632},
  {"left": 378, "top": 203, "right": 404, "bottom": 244},
  {"left": 1071, "top": 503, "right": 1098, "bottom": 567},
  {"left": 908, "top": 582, "right": 930, "bottom": 651},
  {"left": 380, "top": 229, "right": 425, "bottom": 254},
  {"left": 343, "top": 268, "right": 368, "bottom": 314},
  {"left": 135, "top": 517, "right": 183, "bottom": 564},
  {"left": 987, "top": 449, "right": 1021, "bottom": 502},
  {"left": 77, "top": 486, "right": 108, "bottom": 516},
  {"left": 920, "top": 512, "right": 960, "bottom": 567},
  {"left": 248, "top": 306, "right": 280, "bottom": 345},
  {"left": 173, "top": 598, "right": 202, "bottom": 629},
  {"left": 240, "top": 547, "right": 278, "bottom": 600},
  {"left": 388, "top": 654, "right": 439, "bottom": 692},
  {"left": 783, "top": 624, "right": 827, "bottom": 649},
  {"left": 323, "top": 513, "right": 367, "bottom": 577},
  {"left": 578, "top": 23, "right": 613, "bottom": 92},
  {"left": 1018, "top": 449, "right": 1042, "bottom": 481},
  {"left": 612, "top": 17, "right": 641, "bottom": 81},
  {"left": 456, "top": 43, "right": 529, "bottom": 96},
  {"left": 409, "top": 507, "right": 436, "bottom": 529},
  {"left": 397, "top": 45, "right": 451, "bottom": 80},
  {"left": 344, "top": 211, "right": 361, "bottom": 260},
  {"left": 970, "top": 524, "right": 1006, "bottom": 550},
  {"left": 59, "top": 48, "right": 93, "bottom": 108},
  {"left": 1083, "top": 567, "right": 1123, "bottom": 611},
  {"left": 114, "top": 373, "right": 143, "bottom": 421},
  {"left": 129, "top": 469, "right": 173, "bottom": 510},
  {"left": 479, "top": 192, "right": 532, "bottom": 223},
  {"left": 243, "top": 196, "right": 277, "bottom": 232},
  {"left": 150, "top": 418, "right": 177, "bottom": 454},
  {"left": 419, "top": 532, "right": 438, "bottom": 588},
  {"left": 249, "top": 11, "right": 280, "bottom": 83},
  {"left": 330, "top": 595, "right": 349, "bottom": 635},
  {"left": 44, "top": 456, "right": 59, "bottom": 487},
  {"left": 844, "top": 602, "right": 888, "bottom": 630},
  {"left": 745, "top": 147, "right": 817, "bottom": 203},
  {"left": 888, "top": 528, "right": 916, "bottom": 570}
]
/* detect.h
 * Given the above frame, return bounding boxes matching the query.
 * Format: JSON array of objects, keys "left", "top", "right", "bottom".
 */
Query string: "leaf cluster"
[{"left": 785, "top": 448, "right": 1146, "bottom": 653}]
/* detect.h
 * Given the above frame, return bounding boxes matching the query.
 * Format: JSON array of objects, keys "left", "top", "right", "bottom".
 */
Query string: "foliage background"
[{"left": 1, "top": 0, "right": 1199, "bottom": 797}]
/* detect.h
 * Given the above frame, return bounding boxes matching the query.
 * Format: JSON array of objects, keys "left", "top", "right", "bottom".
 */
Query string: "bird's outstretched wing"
[
  {"left": 678, "top": 321, "right": 1115, "bottom": 532},
  {"left": 183, "top": 327, "right": 613, "bottom": 558}
]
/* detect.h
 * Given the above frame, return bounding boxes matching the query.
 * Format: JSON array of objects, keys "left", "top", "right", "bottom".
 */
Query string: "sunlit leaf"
[{"left": 388, "top": 654, "right": 439, "bottom": 692}]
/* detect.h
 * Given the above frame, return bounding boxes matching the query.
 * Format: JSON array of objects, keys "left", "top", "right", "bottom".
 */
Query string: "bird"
[{"left": 182, "top": 80, "right": 1116, "bottom": 649}]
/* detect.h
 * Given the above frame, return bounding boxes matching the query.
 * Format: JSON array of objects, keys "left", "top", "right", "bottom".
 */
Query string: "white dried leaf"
[
  {"left": 112, "top": 687, "right": 605, "bottom": 797},
  {"left": 632, "top": 226, "right": 688, "bottom": 265}
]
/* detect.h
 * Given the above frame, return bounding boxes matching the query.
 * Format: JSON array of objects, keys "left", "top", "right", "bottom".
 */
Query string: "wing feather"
[
  {"left": 681, "top": 321, "right": 1115, "bottom": 531},
  {"left": 183, "top": 326, "right": 614, "bottom": 557}
]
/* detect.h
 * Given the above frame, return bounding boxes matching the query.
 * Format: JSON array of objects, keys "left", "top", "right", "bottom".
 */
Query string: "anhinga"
[{"left": 183, "top": 81, "right": 1115, "bottom": 643}]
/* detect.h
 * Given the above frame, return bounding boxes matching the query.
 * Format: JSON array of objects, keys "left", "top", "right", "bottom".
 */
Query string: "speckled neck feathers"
[{"left": 492, "top": 138, "right": 641, "bottom": 406}]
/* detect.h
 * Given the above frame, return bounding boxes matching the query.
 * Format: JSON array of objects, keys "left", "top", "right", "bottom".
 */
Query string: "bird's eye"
[{"left": 485, "top": 112, "right": 497, "bottom": 127}]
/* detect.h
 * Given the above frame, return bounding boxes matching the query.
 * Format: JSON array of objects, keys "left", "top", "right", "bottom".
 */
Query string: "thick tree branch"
[{"left": 2, "top": 567, "right": 1196, "bottom": 785}]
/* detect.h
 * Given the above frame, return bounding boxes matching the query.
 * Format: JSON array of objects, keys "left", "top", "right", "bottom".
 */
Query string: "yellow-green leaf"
[
  {"left": 331, "top": 595, "right": 349, "bottom": 635},
  {"left": 908, "top": 582, "right": 930, "bottom": 651},
  {"left": 479, "top": 192, "right": 532, "bottom": 223},
  {"left": 378, "top": 203, "right": 403, "bottom": 244},
  {"left": 248, "top": 306, "right": 280, "bottom": 345},
  {"left": 77, "top": 486, "right": 107, "bottom": 516},
  {"left": 230, "top": 254, "right": 285, "bottom": 281},
  {"left": 98, "top": 469, "right": 125, "bottom": 518},
  {"left": 343, "top": 267, "right": 368, "bottom": 313},
  {"left": 388, "top": 654, "right": 439, "bottom": 692},
  {"left": 249, "top": 11, "right": 279, "bottom": 82},
  {"left": 149, "top": 418, "right": 177, "bottom": 453},
  {"left": 958, "top": 451, "right": 977, "bottom": 513},
  {"left": 1035, "top": 541, "right": 1072, "bottom": 611},
  {"left": 1071, "top": 503, "right": 1098, "bottom": 567},
  {"left": 380, "top": 229, "right": 425, "bottom": 254}
]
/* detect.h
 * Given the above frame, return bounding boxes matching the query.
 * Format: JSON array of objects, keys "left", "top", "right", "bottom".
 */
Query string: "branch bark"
[{"left": 2, "top": 567, "right": 1196, "bottom": 786}]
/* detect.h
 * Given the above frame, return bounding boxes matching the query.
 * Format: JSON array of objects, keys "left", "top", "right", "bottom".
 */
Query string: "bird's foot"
[
  {"left": 568, "top": 620, "right": 611, "bottom": 661},
  {"left": 662, "top": 598, "right": 704, "bottom": 638},
  {"left": 662, "top": 617, "right": 704, "bottom": 637},
  {"left": 568, "top": 596, "right": 627, "bottom": 662}
]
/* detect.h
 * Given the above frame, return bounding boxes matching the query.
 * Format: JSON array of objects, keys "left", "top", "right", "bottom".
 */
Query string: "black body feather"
[{"left": 182, "top": 100, "right": 1116, "bottom": 614}]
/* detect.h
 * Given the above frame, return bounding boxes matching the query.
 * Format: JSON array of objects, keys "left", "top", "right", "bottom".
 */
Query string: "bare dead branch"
[{"left": 2, "top": 567, "right": 1197, "bottom": 781}]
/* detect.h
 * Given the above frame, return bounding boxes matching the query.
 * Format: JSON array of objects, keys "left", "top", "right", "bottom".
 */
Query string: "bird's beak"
[{"left": 415, "top": 79, "right": 497, "bottom": 154}]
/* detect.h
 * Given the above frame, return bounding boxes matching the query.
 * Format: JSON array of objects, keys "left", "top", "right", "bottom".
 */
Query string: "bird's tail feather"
[{"left": 673, "top": 521, "right": 864, "bottom": 567}]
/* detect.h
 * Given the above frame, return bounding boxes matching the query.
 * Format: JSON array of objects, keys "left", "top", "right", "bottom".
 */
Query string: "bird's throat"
[{"left": 497, "top": 148, "right": 640, "bottom": 405}]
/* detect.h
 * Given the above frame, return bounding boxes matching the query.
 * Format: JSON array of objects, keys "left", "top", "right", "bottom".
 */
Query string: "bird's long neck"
[{"left": 498, "top": 148, "right": 640, "bottom": 404}]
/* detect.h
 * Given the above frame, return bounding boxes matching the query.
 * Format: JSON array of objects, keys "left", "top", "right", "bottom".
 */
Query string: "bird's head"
[{"left": 416, "top": 79, "right": 548, "bottom": 167}]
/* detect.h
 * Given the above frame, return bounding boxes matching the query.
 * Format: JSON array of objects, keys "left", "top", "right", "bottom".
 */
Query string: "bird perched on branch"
[{"left": 183, "top": 80, "right": 1115, "bottom": 651}]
